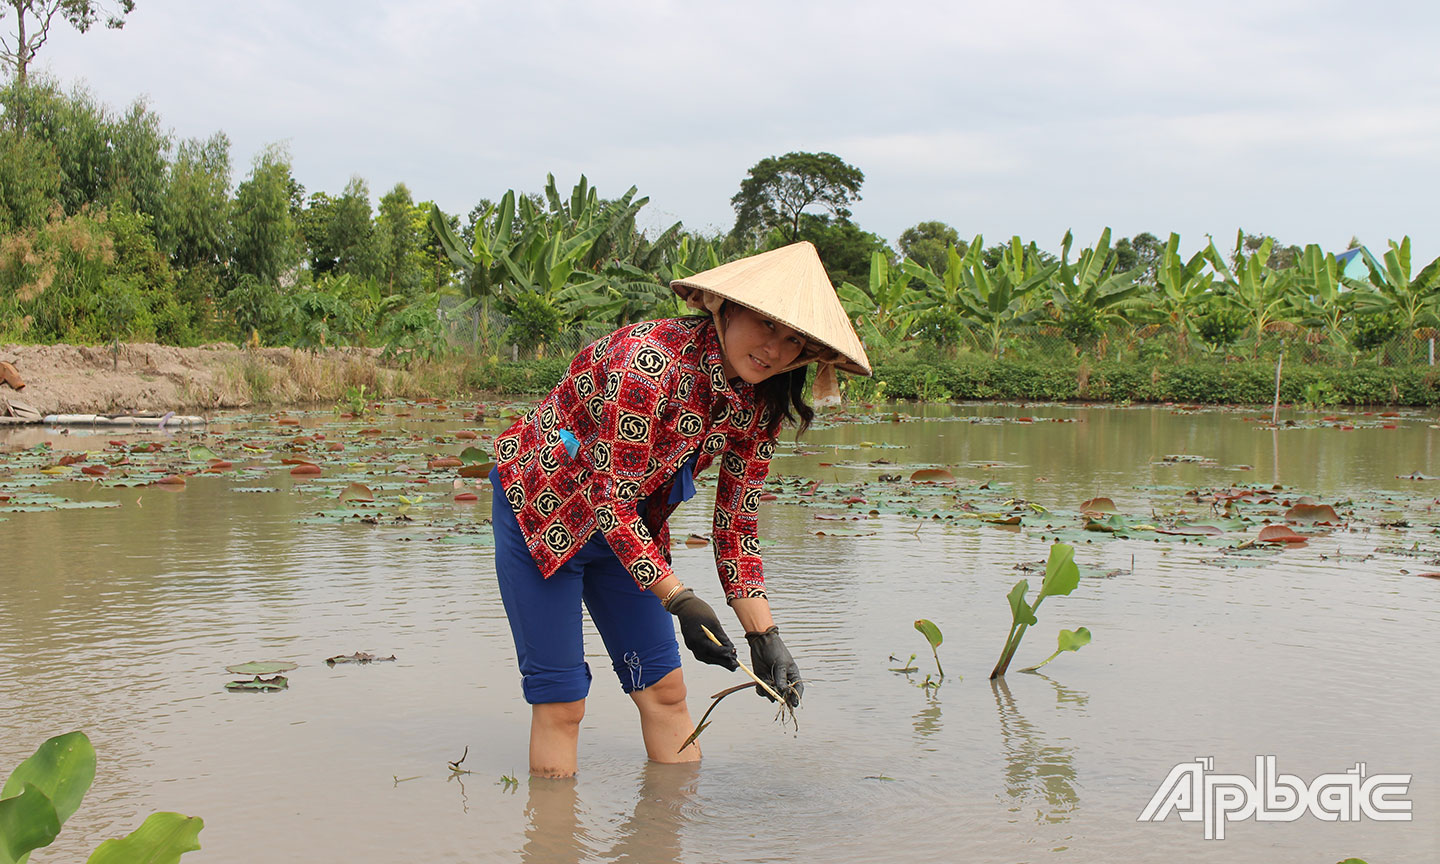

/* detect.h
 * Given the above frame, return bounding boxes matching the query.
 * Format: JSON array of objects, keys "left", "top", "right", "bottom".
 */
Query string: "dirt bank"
[{"left": 0, "top": 343, "right": 450, "bottom": 416}]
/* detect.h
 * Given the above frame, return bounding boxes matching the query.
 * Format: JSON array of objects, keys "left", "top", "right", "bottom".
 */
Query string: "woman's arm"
[{"left": 729, "top": 596, "right": 775, "bottom": 633}]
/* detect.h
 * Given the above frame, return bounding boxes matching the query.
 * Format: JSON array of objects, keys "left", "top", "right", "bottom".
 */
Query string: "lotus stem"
[{"left": 700, "top": 625, "right": 786, "bottom": 704}]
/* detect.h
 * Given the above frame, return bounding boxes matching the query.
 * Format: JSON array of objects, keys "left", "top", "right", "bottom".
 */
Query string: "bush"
[
  {"left": 862, "top": 356, "right": 1440, "bottom": 407},
  {"left": 465, "top": 356, "right": 570, "bottom": 395}
]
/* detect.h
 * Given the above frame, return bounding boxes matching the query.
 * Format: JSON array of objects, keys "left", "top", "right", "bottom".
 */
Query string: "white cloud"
[{"left": 21, "top": 0, "right": 1440, "bottom": 262}]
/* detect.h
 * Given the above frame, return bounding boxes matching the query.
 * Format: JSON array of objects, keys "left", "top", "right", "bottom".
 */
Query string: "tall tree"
[
  {"left": 795, "top": 213, "right": 890, "bottom": 289},
  {"left": 0, "top": 1, "right": 135, "bottom": 85},
  {"left": 375, "top": 181, "right": 424, "bottom": 295},
  {"left": 730, "top": 151, "right": 864, "bottom": 243},
  {"left": 331, "top": 176, "right": 379, "bottom": 277},
  {"left": 160, "top": 130, "right": 230, "bottom": 270},
  {"left": 898, "top": 220, "right": 962, "bottom": 274},
  {"left": 1113, "top": 232, "right": 1163, "bottom": 284},
  {"left": 230, "top": 144, "right": 297, "bottom": 287}
]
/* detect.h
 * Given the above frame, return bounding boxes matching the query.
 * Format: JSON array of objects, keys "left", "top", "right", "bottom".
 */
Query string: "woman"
[{"left": 490, "top": 241, "right": 871, "bottom": 777}]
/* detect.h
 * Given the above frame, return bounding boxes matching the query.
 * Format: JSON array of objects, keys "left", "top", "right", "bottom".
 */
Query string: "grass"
[{"left": 176, "top": 348, "right": 484, "bottom": 410}]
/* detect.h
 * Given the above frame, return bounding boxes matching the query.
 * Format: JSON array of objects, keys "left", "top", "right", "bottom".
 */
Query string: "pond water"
[{"left": 1, "top": 401, "right": 1437, "bottom": 863}]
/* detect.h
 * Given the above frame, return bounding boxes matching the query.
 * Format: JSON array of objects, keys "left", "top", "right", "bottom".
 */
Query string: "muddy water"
[{"left": 2, "top": 403, "right": 1437, "bottom": 863}]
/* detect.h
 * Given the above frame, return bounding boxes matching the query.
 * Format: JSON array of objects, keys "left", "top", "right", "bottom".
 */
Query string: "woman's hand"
[
  {"left": 746, "top": 627, "right": 803, "bottom": 707},
  {"left": 664, "top": 588, "right": 739, "bottom": 669}
]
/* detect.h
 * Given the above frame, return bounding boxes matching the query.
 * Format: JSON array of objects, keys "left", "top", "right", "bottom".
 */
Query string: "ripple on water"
[{"left": 3, "top": 405, "right": 1439, "bottom": 863}]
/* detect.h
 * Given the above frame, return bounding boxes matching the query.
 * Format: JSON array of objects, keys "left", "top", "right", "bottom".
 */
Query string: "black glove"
[
  {"left": 664, "top": 589, "right": 738, "bottom": 670},
  {"left": 746, "top": 626, "right": 803, "bottom": 707}
]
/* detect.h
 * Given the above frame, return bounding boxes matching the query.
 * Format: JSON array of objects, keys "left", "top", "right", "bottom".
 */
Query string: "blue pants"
[{"left": 491, "top": 468, "right": 682, "bottom": 704}]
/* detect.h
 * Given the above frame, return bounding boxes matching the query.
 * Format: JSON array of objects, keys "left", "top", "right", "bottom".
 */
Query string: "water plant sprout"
[
  {"left": 990, "top": 542, "right": 1089, "bottom": 678},
  {"left": 1019, "top": 627, "right": 1092, "bottom": 673},
  {"left": 914, "top": 618, "right": 945, "bottom": 679}
]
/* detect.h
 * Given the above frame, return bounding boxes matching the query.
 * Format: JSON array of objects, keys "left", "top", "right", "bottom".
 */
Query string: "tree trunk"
[{"left": 15, "top": 5, "right": 27, "bottom": 87}]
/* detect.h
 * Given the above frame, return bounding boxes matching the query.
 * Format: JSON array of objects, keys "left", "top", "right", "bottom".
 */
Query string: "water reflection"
[
  {"left": 521, "top": 777, "right": 592, "bottom": 864},
  {"left": 912, "top": 693, "right": 943, "bottom": 739},
  {"left": 520, "top": 762, "right": 698, "bottom": 864},
  {"left": 608, "top": 762, "right": 698, "bottom": 864},
  {"left": 991, "top": 676, "right": 1084, "bottom": 823}
]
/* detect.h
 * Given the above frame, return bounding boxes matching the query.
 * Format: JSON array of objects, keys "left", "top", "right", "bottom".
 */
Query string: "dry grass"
[
  {"left": 2, "top": 341, "right": 486, "bottom": 415},
  {"left": 226, "top": 349, "right": 476, "bottom": 408}
]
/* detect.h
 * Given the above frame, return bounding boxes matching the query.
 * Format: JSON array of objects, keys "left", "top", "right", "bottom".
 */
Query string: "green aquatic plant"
[
  {"left": 0, "top": 731, "right": 203, "bottom": 864},
  {"left": 1302, "top": 381, "right": 1335, "bottom": 410},
  {"left": 913, "top": 619, "right": 946, "bottom": 680},
  {"left": 1019, "top": 627, "right": 1092, "bottom": 673},
  {"left": 337, "top": 384, "right": 371, "bottom": 417},
  {"left": 887, "top": 653, "right": 918, "bottom": 673},
  {"left": 990, "top": 542, "right": 1087, "bottom": 678}
]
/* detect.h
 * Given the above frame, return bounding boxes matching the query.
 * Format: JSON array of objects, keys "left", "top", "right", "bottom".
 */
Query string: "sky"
[{"left": 30, "top": 0, "right": 1440, "bottom": 264}]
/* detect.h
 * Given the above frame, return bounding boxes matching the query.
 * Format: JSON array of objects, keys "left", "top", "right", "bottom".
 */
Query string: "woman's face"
[{"left": 719, "top": 304, "right": 807, "bottom": 384}]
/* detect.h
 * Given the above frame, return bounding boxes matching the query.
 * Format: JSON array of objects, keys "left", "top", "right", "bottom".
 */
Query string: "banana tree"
[
  {"left": 1147, "top": 233, "right": 1213, "bottom": 356},
  {"left": 1289, "top": 244, "right": 1355, "bottom": 357},
  {"left": 556, "top": 260, "right": 683, "bottom": 326},
  {"left": 429, "top": 189, "right": 518, "bottom": 347},
  {"left": 1349, "top": 237, "right": 1440, "bottom": 360},
  {"left": 838, "top": 250, "right": 923, "bottom": 353},
  {"left": 907, "top": 236, "right": 1055, "bottom": 356},
  {"left": 502, "top": 182, "right": 624, "bottom": 297},
  {"left": 1044, "top": 228, "right": 1145, "bottom": 353},
  {"left": 1204, "top": 232, "right": 1300, "bottom": 357},
  {"left": 661, "top": 234, "right": 722, "bottom": 282}
]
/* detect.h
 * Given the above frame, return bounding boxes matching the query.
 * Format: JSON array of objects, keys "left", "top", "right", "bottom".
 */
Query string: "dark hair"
[{"left": 758, "top": 367, "right": 814, "bottom": 438}]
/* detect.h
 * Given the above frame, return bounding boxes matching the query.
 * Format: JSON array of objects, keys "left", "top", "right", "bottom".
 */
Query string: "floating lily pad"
[
  {"left": 338, "top": 482, "right": 375, "bottom": 503},
  {"left": 225, "top": 660, "right": 298, "bottom": 675},
  {"left": 226, "top": 675, "right": 288, "bottom": 692},
  {"left": 1284, "top": 503, "right": 1341, "bottom": 525},
  {"left": 1156, "top": 522, "right": 1224, "bottom": 536},
  {"left": 325, "top": 652, "right": 396, "bottom": 666},
  {"left": 1255, "top": 524, "right": 1309, "bottom": 544},
  {"left": 910, "top": 468, "right": 954, "bottom": 482}
]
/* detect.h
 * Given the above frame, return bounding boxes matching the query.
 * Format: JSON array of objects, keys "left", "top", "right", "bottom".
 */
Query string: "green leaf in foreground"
[
  {"left": 1, "top": 730, "right": 95, "bottom": 827},
  {"left": 85, "top": 812, "right": 203, "bottom": 864},
  {"left": 1020, "top": 627, "right": 1093, "bottom": 672},
  {"left": 1007, "top": 580, "right": 1037, "bottom": 627},
  {"left": 1038, "top": 542, "right": 1080, "bottom": 599},
  {"left": 459, "top": 446, "right": 488, "bottom": 465},
  {"left": 0, "top": 783, "right": 62, "bottom": 864}
]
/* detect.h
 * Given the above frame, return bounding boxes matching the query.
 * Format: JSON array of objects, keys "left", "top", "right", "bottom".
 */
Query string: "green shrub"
[
  {"left": 865, "top": 356, "right": 1440, "bottom": 407},
  {"left": 465, "top": 356, "right": 570, "bottom": 395}
]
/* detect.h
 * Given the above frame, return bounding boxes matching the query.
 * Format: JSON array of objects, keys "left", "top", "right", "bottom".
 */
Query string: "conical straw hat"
[{"left": 671, "top": 241, "right": 871, "bottom": 376}]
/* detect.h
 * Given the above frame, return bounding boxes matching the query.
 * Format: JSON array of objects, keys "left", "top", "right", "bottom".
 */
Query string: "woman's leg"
[
  {"left": 493, "top": 468, "right": 592, "bottom": 777},
  {"left": 579, "top": 540, "right": 695, "bottom": 763},
  {"left": 630, "top": 667, "right": 701, "bottom": 763},
  {"left": 530, "top": 699, "right": 587, "bottom": 778}
]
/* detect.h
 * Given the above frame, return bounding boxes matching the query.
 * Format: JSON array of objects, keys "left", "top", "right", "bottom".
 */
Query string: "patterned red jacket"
[{"left": 493, "top": 316, "right": 776, "bottom": 601}]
